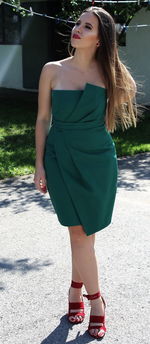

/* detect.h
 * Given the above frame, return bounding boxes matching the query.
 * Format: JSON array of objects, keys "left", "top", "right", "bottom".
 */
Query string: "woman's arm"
[{"left": 34, "top": 63, "right": 54, "bottom": 193}]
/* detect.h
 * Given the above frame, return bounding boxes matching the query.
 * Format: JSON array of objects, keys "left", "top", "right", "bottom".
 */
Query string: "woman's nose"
[{"left": 76, "top": 26, "right": 82, "bottom": 33}]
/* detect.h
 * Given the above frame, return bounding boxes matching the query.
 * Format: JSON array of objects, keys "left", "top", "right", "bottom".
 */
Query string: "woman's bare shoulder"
[
  {"left": 41, "top": 58, "right": 72, "bottom": 85},
  {"left": 41, "top": 61, "right": 60, "bottom": 77},
  {"left": 44, "top": 57, "right": 72, "bottom": 71}
]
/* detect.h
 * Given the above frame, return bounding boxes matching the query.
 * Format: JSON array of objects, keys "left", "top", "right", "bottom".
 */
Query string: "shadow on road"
[
  {"left": 41, "top": 315, "right": 95, "bottom": 344},
  {"left": 0, "top": 258, "right": 53, "bottom": 275},
  {"left": 0, "top": 176, "right": 55, "bottom": 214},
  {"left": 117, "top": 153, "right": 150, "bottom": 191}
]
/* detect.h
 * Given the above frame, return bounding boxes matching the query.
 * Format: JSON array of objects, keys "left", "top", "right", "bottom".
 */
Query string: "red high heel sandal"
[
  {"left": 68, "top": 280, "right": 85, "bottom": 324},
  {"left": 83, "top": 291, "right": 106, "bottom": 339}
]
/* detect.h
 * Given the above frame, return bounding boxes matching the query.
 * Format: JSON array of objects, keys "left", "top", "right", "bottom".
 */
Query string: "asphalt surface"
[{"left": 0, "top": 153, "right": 150, "bottom": 344}]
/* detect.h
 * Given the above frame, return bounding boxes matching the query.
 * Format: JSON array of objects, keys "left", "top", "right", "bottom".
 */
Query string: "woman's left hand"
[{"left": 34, "top": 166, "right": 47, "bottom": 194}]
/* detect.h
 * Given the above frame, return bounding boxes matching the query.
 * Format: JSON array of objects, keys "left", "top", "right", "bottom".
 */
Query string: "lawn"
[
  {"left": 0, "top": 94, "right": 150, "bottom": 179},
  {"left": 112, "top": 110, "right": 150, "bottom": 156},
  {"left": 0, "top": 94, "right": 37, "bottom": 179}
]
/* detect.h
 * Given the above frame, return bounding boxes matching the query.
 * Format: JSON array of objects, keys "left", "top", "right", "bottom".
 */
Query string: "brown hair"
[{"left": 68, "top": 6, "right": 139, "bottom": 133}]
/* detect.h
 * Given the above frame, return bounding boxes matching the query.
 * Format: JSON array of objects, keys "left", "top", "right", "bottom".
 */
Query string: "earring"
[{"left": 96, "top": 41, "right": 100, "bottom": 47}]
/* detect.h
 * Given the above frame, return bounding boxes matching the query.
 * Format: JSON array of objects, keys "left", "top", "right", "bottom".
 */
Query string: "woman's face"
[{"left": 71, "top": 12, "right": 100, "bottom": 50}]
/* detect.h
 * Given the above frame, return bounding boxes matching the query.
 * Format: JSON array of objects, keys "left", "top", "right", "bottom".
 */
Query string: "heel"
[{"left": 83, "top": 291, "right": 106, "bottom": 339}]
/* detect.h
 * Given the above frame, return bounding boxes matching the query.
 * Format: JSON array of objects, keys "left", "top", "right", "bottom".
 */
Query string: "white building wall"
[
  {"left": 119, "top": 8, "right": 150, "bottom": 105},
  {"left": 0, "top": 45, "right": 23, "bottom": 89}
]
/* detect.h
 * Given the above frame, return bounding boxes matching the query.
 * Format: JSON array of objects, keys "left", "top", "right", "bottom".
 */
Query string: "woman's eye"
[
  {"left": 74, "top": 22, "right": 92, "bottom": 30},
  {"left": 85, "top": 25, "right": 92, "bottom": 30}
]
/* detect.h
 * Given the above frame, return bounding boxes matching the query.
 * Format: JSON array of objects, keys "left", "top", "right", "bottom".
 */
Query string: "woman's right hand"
[{"left": 34, "top": 166, "right": 47, "bottom": 194}]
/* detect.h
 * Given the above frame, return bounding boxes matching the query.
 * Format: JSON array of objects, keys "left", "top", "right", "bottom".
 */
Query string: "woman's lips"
[{"left": 72, "top": 34, "right": 81, "bottom": 39}]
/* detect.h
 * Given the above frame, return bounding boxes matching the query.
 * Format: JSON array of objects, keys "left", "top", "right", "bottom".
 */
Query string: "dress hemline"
[{"left": 57, "top": 218, "right": 112, "bottom": 236}]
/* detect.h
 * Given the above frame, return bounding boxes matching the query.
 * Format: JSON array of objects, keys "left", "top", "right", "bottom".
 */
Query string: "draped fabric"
[{"left": 44, "top": 83, "right": 118, "bottom": 236}]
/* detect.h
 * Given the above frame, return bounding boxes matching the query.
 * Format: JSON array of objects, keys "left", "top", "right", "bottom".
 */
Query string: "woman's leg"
[
  {"left": 68, "top": 227, "right": 84, "bottom": 322},
  {"left": 68, "top": 225, "right": 105, "bottom": 336}
]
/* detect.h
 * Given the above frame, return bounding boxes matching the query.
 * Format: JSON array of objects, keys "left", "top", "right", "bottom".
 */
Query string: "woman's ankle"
[
  {"left": 90, "top": 296, "right": 104, "bottom": 309},
  {"left": 90, "top": 297, "right": 105, "bottom": 315},
  {"left": 70, "top": 286, "right": 82, "bottom": 294},
  {"left": 69, "top": 286, "right": 82, "bottom": 299},
  {"left": 90, "top": 296, "right": 103, "bottom": 304}
]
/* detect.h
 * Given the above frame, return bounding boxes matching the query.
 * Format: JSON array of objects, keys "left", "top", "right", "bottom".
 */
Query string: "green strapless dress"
[{"left": 44, "top": 83, "right": 118, "bottom": 236}]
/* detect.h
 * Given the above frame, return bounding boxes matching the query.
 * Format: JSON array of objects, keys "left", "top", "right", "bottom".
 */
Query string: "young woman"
[{"left": 34, "top": 6, "right": 137, "bottom": 339}]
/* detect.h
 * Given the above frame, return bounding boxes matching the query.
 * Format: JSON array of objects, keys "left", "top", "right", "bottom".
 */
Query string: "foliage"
[
  {"left": 56, "top": 0, "right": 150, "bottom": 24},
  {"left": 6, "top": 0, "right": 150, "bottom": 23},
  {"left": 4, "top": 0, "right": 33, "bottom": 17},
  {"left": 59, "top": 0, "right": 139, "bottom": 22}
]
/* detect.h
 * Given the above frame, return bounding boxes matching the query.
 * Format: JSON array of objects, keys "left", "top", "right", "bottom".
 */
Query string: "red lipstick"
[{"left": 72, "top": 34, "right": 81, "bottom": 39}]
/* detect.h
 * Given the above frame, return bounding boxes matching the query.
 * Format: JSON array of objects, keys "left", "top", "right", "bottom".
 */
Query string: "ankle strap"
[
  {"left": 71, "top": 280, "right": 83, "bottom": 288},
  {"left": 83, "top": 291, "right": 101, "bottom": 300}
]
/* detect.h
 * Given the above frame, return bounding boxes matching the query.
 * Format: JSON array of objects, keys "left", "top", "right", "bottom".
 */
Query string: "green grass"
[
  {"left": 112, "top": 110, "right": 150, "bottom": 156},
  {"left": 0, "top": 96, "right": 150, "bottom": 179},
  {"left": 0, "top": 98, "right": 37, "bottom": 179}
]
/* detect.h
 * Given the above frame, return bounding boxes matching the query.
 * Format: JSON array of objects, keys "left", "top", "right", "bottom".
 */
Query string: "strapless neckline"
[{"left": 51, "top": 82, "right": 107, "bottom": 92}]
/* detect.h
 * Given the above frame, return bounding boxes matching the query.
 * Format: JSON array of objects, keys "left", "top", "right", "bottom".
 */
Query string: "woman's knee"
[
  {"left": 68, "top": 225, "right": 85, "bottom": 239},
  {"left": 68, "top": 225, "right": 93, "bottom": 245}
]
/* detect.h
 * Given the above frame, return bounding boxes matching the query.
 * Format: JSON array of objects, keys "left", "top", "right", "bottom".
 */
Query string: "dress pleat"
[{"left": 44, "top": 83, "right": 118, "bottom": 236}]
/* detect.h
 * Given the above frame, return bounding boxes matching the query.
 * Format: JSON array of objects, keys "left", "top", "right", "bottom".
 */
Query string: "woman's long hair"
[{"left": 68, "top": 6, "right": 140, "bottom": 133}]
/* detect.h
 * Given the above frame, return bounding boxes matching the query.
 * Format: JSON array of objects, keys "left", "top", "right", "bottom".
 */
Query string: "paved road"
[{"left": 0, "top": 153, "right": 150, "bottom": 344}]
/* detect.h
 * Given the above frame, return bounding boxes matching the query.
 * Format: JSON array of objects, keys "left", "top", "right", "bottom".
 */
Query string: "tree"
[
  {"left": 6, "top": 0, "right": 150, "bottom": 23},
  {"left": 58, "top": 0, "right": 150, "bottom": 23}
]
